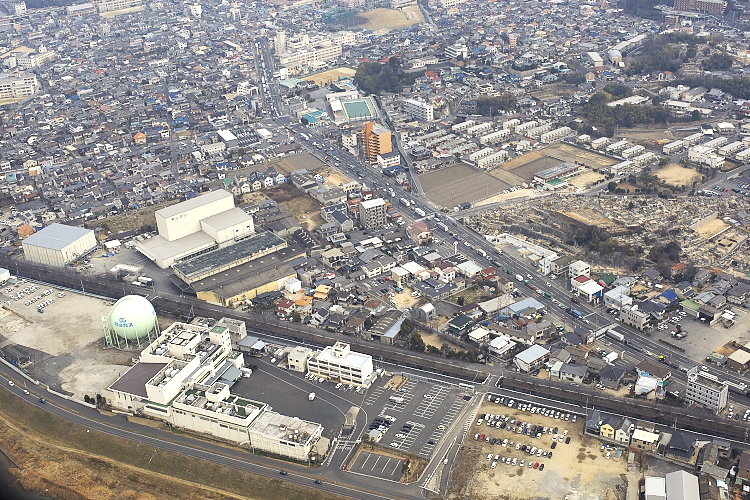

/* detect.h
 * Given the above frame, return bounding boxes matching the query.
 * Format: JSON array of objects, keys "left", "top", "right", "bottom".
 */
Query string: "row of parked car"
[{"left": 487, "top": 453, "right": 545, "bottom": 471}]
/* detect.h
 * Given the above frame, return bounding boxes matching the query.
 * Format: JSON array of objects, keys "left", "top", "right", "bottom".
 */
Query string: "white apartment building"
[
  {"left": 466, "top": 122, "right": 493, "bottom": 136},
  {"left": 540, "top": 126, "right": 574, "bottom": 143},
  {"left": 401, "top": 98, "right": 434, "bottom": 121},
  {"left": 95, "top": 0, "right": 143, "bottom": 13},
  {"left": 280, "top": 41, "right": 342, "bottom": 71},
  {"left": 686, "top": 368, "right": 728, "bottom": 414},
  {"left": 619, "top": 306, "right": 650, "bottom": 331},
  {"left": 0, "top": 72, "right": 38, "bottom": 100},
  {"left": 515, "top": 121, "right": 538, "bottom": 135},
  {"left": 569, "top": 260, "right": 590, "bottom": 278},
  {"left": 476, "top": 150, "right": 508, "bottom": 169},
  {"left": 445, "top": 43, "right": 468, "bottom": 60},
  {"left": 105, "top": 319, "right": 326, "bottom": 461},
  {"left": 662, "top": 140, "right": 684, "bottom": 155},
  {"left": 451, "top": 120, "right": 475, "bottom": 132},
  {"left": 479, "top": 129, "right": 511, "bottom": 145},
  {"left": 306, "top": 342, "right": 374, "bottom": 387},
  {"left": 359, "top": 198, "right": 386, "bottom": 229},
  {"left": 621, "top": 145, "right": 646, "bottom": 158},
  {"left": 430, "top": 0, "right": 466, "bottom": 7}
]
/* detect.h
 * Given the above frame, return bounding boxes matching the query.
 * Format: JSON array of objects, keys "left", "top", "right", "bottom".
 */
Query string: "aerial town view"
[{"left": 3, "top": 0, "right": 750, "bottom": 499}]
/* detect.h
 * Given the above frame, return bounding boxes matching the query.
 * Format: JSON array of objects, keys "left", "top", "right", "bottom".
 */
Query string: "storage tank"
[{"left": 105, "top": 295, "right": 159, "bottom": 341}]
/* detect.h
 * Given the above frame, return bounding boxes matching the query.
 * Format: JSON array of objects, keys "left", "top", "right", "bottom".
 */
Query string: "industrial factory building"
[
  {"left": 104, "top": 312, "right": 325, "bottom": 461},
  {"left": 22, "top": 223, "right": 98, "bottom": 268},
  {"left": 136, "top": 189, "right": 255, "bottom": 268}
]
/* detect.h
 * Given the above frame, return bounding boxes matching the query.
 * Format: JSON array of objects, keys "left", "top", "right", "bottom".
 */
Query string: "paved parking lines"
[
  {"left": 418, "top": 399, "right": 463, "bottom": 458},
  {"left": 363, "top": 386, "right": 384, "bottom": 406},
  {"left": 383, "top": 380, "right": 417, "bottom": 413},
  {"left": 392, "top": 421, "right": 424, "bottom": 453},
  {"left": 414, "top": 385, "right": 450, "bottom": 418}
]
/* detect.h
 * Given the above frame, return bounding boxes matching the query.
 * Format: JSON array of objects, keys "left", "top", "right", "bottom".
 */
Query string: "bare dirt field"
[
  {"left": 100, "top": 199, "right": 178, "bottom": 234},
  {"left": 474, "top": 188, "right": 539, "bottom": 207},
  {"left": 420, "top": 164, "right": 512, "bottom": 208},
  {"left": 501, "top": 144, "right": 616, "bottom": 181},
  {"left": 451, "top": 402, "right": 634, "bottom": 500},
  {"left": 0, "top": 289, "right": 135, "bottom": 398},
  {"left": 568, "top": 169, "right": 607, "bottom": 189},
  {"left": 617, "top": 127, "right": 675, "bottom": 142},
  {"left": 693, "top": 217, "right": 730, "bottom": 239},
  {"left": 349, "top": 7, "right": 424, "bottom": 31},
  {"left": 654, "top": 163, "right": 702, "bottom": 187},
  {"left": 304, "top": 67, "right": 357, "bottom": 86},
  {"left": 319, "top": 165, "right": 353, "bottom": 187},
  {"left": 267, "top": 184, "right": 324, "bottom": 230}
]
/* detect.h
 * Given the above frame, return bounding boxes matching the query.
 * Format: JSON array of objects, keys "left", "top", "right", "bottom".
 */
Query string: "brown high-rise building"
[
  {"left": 673, "top": 0, "right": 727, "bottom": 15},
  {"left": 358, "top": 122, "right": 392, "bottom": 163}
]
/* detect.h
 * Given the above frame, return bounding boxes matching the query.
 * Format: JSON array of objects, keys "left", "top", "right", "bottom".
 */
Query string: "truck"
[
  {"left": 399, "top": 197, "right": 411, "bottom": 207},
  {"left": 477, "top": 249, "right": 487, "bottom": 258},
  {"left": 414, "top": 207, "right": 426, "bottom": 217},
  {"left": 603, "top": 352, "right": 619, "bottom": 364},
  {"left": 308, "top": 392, "right": 316, "bottom": 401},
  {"left": 606, "top": 329, "right": 625, "bottom": 343},
  {"left": 515, "top": 274, "right": 524, "bottom": 282},
  {"left": 137, "top": 276, "right": 154, "bottom": 286},
  {"left": 568, "top": 309, "right": 584, "bottom": 319}
]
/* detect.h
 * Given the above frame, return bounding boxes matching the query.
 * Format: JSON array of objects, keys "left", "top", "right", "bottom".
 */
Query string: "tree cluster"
[
  {"left": 626, "top": 33, "right": 701, "bottom": 75},
  {"left": 474, "top": 93, "right": 517, "bottom": 116},
  {"left": 354, "top": 57, "right": 418, "bottom": 95},
  {"left": 580, "top": 88, "right": 670, "bottom": 137},
  {"left": 703, "top": 52, "right": 733, "bottom": 71},
  {"left": 677, "top": 76, "right": 750, "bottom": 100}
]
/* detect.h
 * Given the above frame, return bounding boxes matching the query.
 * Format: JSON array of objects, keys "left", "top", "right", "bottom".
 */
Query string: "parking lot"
[
  {"left": 451, "top": 396, "right": 632, "bottom": 500},
  {"left": 348, "top": 450, "right": 404, "bottom": 482},
  {"left": 360, "top": 375, "right": 471, "bottom": 460}
]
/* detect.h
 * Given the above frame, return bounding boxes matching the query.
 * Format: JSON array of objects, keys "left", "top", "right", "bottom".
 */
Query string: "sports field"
[
  {"left": 304, "top": 67, "right": 356, "bottom": 86},
  {"left": 420, "top": 164, "right": 512, "bottom": 208},
  {"left": 350, "top": 7, "right": 424, "bottom": 31},
  {"left": 500, "top": 143, "right": 616, "bottom": 181}
]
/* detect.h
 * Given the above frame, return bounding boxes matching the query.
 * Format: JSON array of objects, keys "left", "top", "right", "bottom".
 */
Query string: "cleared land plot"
[
  {"left": 304, "top": 67, "right": 356, "bottom": 86},
  {"left": 693, "top": 217, "right": 730, "bottom": 240},
  {"left": 0, "top": 288, "right": 134, "bottom": 398},
  {"left": 100, "top": 199, "right": 178, "bottom": 234},
  {"left": 453, "top": 402, "right": 629, "bottom": 500},
  {"left": 568, "top": 169, "right": 606, "bottom": 189},
  {"left": 654, "top": 163, "right": 702, "bottom": 187},
  {"left": 349, "top": 7, "right": 424, "bottom": 31},
  {"left": 264, "top": 183, "right": 325, "bottom": 230},
  {"left": 501, "top": 144, "right": 616, "bottom": 181},
  {"left": 474, "top": 188, "right": 538, "bottom": 207},
  {"left": 420, "top": 164, "right": 511, "bottom": 207}
]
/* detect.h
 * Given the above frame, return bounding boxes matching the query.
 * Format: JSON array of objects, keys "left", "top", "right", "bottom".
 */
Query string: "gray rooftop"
[
  {"left": 173, "top": 231, "right": 286, "bottom": 281},
  {"left": 108, "top": 362, "right": 168, "bottom": 398},
  {"left": 155, "top": 189, "right": 232, "bottom": 219},
  {"left": 24, "top": 223, "right": 94, "bottom": 251}
]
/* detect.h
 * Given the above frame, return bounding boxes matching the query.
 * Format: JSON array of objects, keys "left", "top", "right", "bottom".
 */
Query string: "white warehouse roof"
[{"left": 24, "top": 223, "right": 94, "bottom": 250}]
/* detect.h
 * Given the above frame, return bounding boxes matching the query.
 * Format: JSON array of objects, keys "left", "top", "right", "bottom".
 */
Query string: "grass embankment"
[{"left": 0, "top": 389, "right": 344, "bottom": 500}]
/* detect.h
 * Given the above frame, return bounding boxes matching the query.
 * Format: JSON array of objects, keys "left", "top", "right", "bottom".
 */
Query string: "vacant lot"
[
  {"left": 451, "top": 402, "right": 633, "bottom": 500},
  {"left": 349, "top": 7, "right": 424, "bottom": 31},
  {"left": 304, "top": 67, "right": 357, "bottom": 86},
  {"left": 420, "top": 164, "right": 512, "bottom": 208},
  {"left": 568, "top": 169, "right": 607, "bottom": 189},
  {"left": 693, "top": 217, "right": 730, "bottom": 240},
  {"left": 0, "top": 290, "right": 134, "bottom": 398},
  {"left": 267, "top": 184, "right": 324, "bottom": 230},
  {"left": 100, "top": 199, "right": 178, "bottom": 234},
  {"left": 654, "top": 163, "right": 702, "bottom": 187}
]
